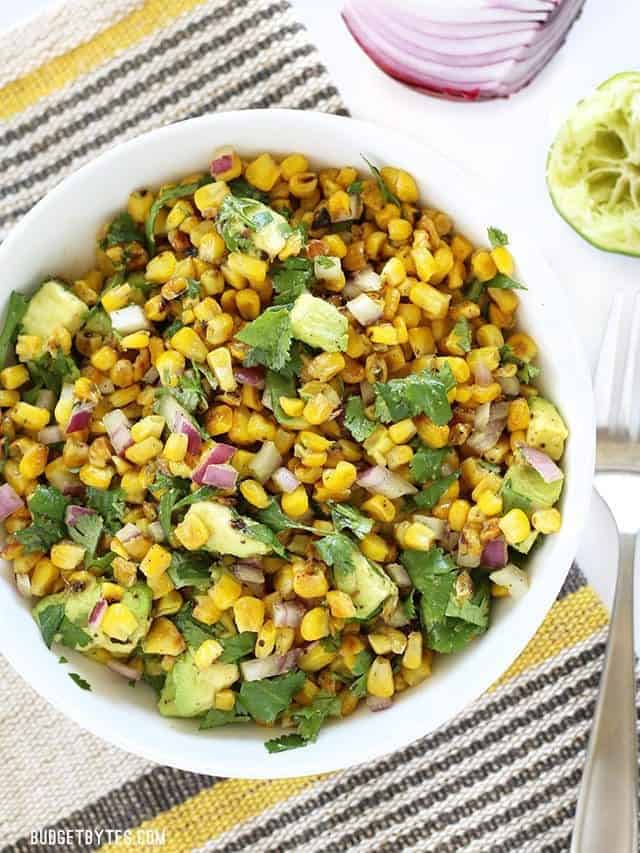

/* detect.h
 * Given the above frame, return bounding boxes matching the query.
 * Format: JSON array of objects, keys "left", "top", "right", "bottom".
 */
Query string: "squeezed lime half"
[{"left": 547, "top": 72, "right": 640, "bottom": 256}]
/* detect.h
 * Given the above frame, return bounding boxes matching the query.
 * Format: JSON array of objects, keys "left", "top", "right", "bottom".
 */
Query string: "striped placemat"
[{"left": 0, "top": 2, "right": 611, "bottom": 851}]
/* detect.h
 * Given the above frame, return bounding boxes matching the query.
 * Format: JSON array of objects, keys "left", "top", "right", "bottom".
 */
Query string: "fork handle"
[{"left": 571, "top": 532, "right": 638, "bottom": 853}]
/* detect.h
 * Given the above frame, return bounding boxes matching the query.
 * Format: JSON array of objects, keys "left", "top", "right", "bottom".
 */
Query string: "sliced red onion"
[
  {"left": 210, "top": 153, "right": 234, "bottom": 175},
  {"left": 16, "top": 573, "right": 31, "bottom": 598},
  {"left": 233, "top": 563, "right": 265, "bottom": 584},
  {"left": 35, "top": 389, "right": 56, "bottom": 410},
  {"left": 249, "top": 441, "right": 282, "bottom": 484},
  {"left": 272, "top": 466, "right": 300, "bottom": 494},
  {"left": 0, "top": 484, "right": 23, "bottom": 521},
  {"left": 366, "top": 695, "right": 392, "bottom": 712},
  {"left": 240, "top": 649, "right": 301, "bottom": 682},
  {"left": 466, "top": 406, "right": 508, "bottom": 455},
  {"left": 473, "top": 361, "right": 493, "bottom": 386},
  {"left": 65, "top": 504, "right": 96, "bottom": 527},
  {"left": 37, "top": 425, "right": 64, "bottom": 445},
  {"left": 65, "top": 402, "right": 94, "bottom": 434},
  {"left": 385, "top": 562, "right": 412, "bottom": 589},
  {"left": 200, "top": 463, "right": 238, "bottom": 489},
  {"left": 519, "top": 445, "right": 563, "bottom": 483},
  {"left": 346, "top": 293, "right": 383, "bottom": 326},
  {"left": 148, "top": 521, "right": 165, "bottom": 542},
  {"left": 116, "top": 523, "right": 142, "bottom": 543},
  {"left": 357, "top": 465, "right": 417, "bottom": 498},
  {"left": 109, "top": 305, "right": 150, "bottom": 334},
  {"left": 342, "top": 0, "right": 585, "bottom": 101},
  {"left": 482, "top": 537, "right": 508, "bottom": 569},
  {"left": 474, "top": 401, "right": 491, "bottom": 430},
  {"left": 88, "top": 598, "right": 107, "bottom": 629},
  {"left": 498, "top": 374, "right": 520, "bottom": 396},
  {"left": 234, "top": 366, "right": 265, "bottom": 388},
  {"left": 175, "top": 414, "right": 202, "bottom": 456},
  {"left": 107, "top": 659, "right": 142, "bottom": 681},
  {"left": 192, "top": 445, "right": 236, "bottom": 483},
  {"left": 103, "top": 409, "right": 133, "bottom": 456},
  {"left": 143, "top": 366, "right": 159, "bottom": 385},
  {"left": 273, "top": 600, "right": 306, "bottom": 628}
]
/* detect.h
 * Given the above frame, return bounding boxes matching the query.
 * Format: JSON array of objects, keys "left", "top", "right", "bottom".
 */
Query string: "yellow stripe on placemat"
[
  {"left": 99, "top": 585, "right": 608, "bottom": 853},
  {"left": 0, "top": 0, "right": 208, "bottom": 120}
]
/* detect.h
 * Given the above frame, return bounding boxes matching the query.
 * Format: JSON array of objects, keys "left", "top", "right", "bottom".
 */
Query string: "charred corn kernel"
[
  {"left": 360, "top": 532, "right": 391, "bottom": 563},
  {"left": 125, "top": 437, "right": 162, "bottom": 465},
  {"left": 171, "top": 326, "right": 207, "bottom": 363},
  {"left": 279, "top": 397, "right": 304, "bottom": 417},
  {"left": 408, "top": 326, "right": 435, "bottom": 358},
  {"left": 507, "top": 398, "right": 530, "bottom": 432},
  {"left": 308, "top": 352, "right": 345, "bottom": 383},
  {"left": 476, "top": 490, "right": 503, "bottom": 517},
  {"left": 280, "top": 153, "right": 308, "bottom": 180},
  {"left": 165, "top": 199, "right": 193, "bottom": 230},
  {"left": 0, "top": 390, "right": 19, "bottom": 407},
  {"left": 228, "top": 252, "right": 268, "bottom": 285},
  {"left": 411, "top": 247, "right": 436, "bottom": 282},
  {"left": 142, "top": 616, "right": 186, "bottom": 655},
  {"left": 131, "top": 415, "right": 165, "bottom": 442},
  {"left": 471, "top": 382, "right": 502, "bottom": 405},
  {"left": 386, "top": 444, "right": 413, "bottom": 470},
  {"left": 448, "top": 499, "right": 470, "bottom": 532},
  {"left": 368, "top": 633, "right": 392, "bottom": 655},
  {"left": 120, "top": 471, "right": 145, "bottom": 503},
  {"left": 101, "top": 283, "right": 131, "bottom": 312},
  {"left": 416, "top": 417, "right": 449, "bottom": 449},
  {"left": 127, "top": 189, "right": 154, "bottom": 223},
  {"left": 79, "top": 464, "right": 114, "bottom": 489},
  {"left": 326, "top": 590, "right": 356, "bottom": 619},
  {"left": 388, "top": 419, "right": 417, "bottom": 445},
  {"left": 245, "top": 412, "right": 275, "bottom": 443},
  {"left": 388, "top": 217, "right": 412, "bottom": 242},
  {"left": 30, "top": 558, "right": 59, "bottom": 596},
  {"left": 145, "top": 251, "right": 177, "bottom": 284},
  {"left": 532, "top": 508, "right": 562, "bottom": 534},
  {"left": 299, "top": 641, "right": 337, "bottom": 672},
  {"left": 300, "top": 430, "right": 332, "bottom": 452},
  {"left": 506, "top": 332, "right": 538, "bottom": 362},
  {"left": 102, "top": 603, "right": 138, "bottom": 641},
  {"left": 402, "top": 651, "right": 433, "bottom": 687},
  {"left": 206, "top": 404, "right": 233, "bottom": 437},
  {"left": 362, "top": 494, "right": 396, "bottom": 523},
  {"left": 0, "top": 365, "right": 28, "bottom": 390},
  {"left": 381, "top": 166, "right": 418, "bottom": 202},
  {"left": 324, "top": 234, "right": 347, "bottom": 257},
  {"left": 240, "top": 479, "right": 271, "bottom": 509},
  {"left": 111, "top": 556, "right": 136, "bottom": 587},
  {"left": 488, "top": 285, "right": 519, "bottom": 313},
  {"left": 11, "top": 403, "right": 50, "bottom": 431},
  {"left": 471, "top": 250, "right": 497, "bottom": 282},
  {"left": 206, "top": 347, "right": 237, "bottom": 392},
  {"left": 328, "top": 190, "right": 351, "bottom": 221},
  {"left": 409, "top": 281, "right": 450, "bottom": 319},
  {"left": 289, "top": 172, "right": 318, "bottom": 199},
  {"left": 19, "top": 444, "right": 48, "bottom": 479},
  {"left": 402, "top": 632, "right": 423, "bottom": 670},
  {"left": 140, "top": 544, "right": 171, "bottom": 580},
  {"left": 322, "top": 461, "right": 357, "bottom": 493},
  {"left": 499, "top": 508, "right": 531, "bottom": 545},
  {"left": 96, "top": 581, "right": 123, "bottom": 603},
  {"left": 404, "top": 521, "right": 437, "bottom": 551},
  {"left": 50, "top": 541, "right": 86, "bottom": 571},
  {"left": 163, "top": 433, "right": 188, "bottom": 463},
  {"left": 193, "top": 181, "right": 229, "bottom": 216},
  {"left": 273, "top": 563, "right": 294, "bottom": 597},
  {"left": 91, "top": 346, "right": 118, "bottom": 372},
  {"left": 245, "top": 153, "right": 280, "bottom": 191},
  {"left": 490, "top": 245, "right": 514, "bottom": 275},
  {"left": 450, "top": 233, "right": 472, "bottom": 261},
  {"left": 293, "top": 564, "right": 328, "bottom": 599},
  {"left": 120, "top": 330, "right": 150, "bottom": 350},
  {"left": 467, "top": 346, "right": 500, "bottom": 374},
  {"left": 235, "top": 288, "right": 261, "bottom": 320},
  {"left": 367, "top": 656, "right": 394, "bottom": 698},
  {"left": 194, "top": 639, "right": 223, "bottom": 670},
  {"left": 255, "top": 619, "right": 277, "bottom": 658},
  {"left": 233, "top": 596, "right": 266, "bottom": 633},
  {"left": 192, "top": 595, "right": 221, "bottom": 625},
  {"left": 302, "top": 394, "right": 333, "bottom": 426},
  {"left": 369, "top": 324, "right": 399, "bottom": 346},
  {"left": 211, "top": 573, "right": 242, "bottom": 610},
  {"left": 380, "top": 256, "right": 406, "bottom": 286},
  {"left": 300, "top": 607, "right": 329, "bottom": 642},
  {"left": 175, "top": 514, "right": 209, "bottom": 550},
  {"left": 206, "top": 312, "right": 234, "bottom": 346},
  {"left": 193, "top": 298, "right": 219, "bottom": 324},
  {"left": 154, "top": 590, "right": 183, "bottom": 617},
  {"left": 476, "top": 324, "right": 504, "bottom": 348}
]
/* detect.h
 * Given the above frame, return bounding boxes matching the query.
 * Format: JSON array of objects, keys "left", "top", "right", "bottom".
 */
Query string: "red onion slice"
[
  {"left": 474, "top": 401, "right": 492, "bottom": 430},
  {"left": 88, "top": 598, "right": 107, "bottom": 629},
  {"left": 234, "top": 366, "right": 265, "bottom": 388},
  {"left": 192, "top": 445, "right": 236, "bottom": 483},
  {"left": 272, "top": 466, "right": 300, "bottom": 494},
  {"left": 233, "top": 563, "right": 265, "bottom": 584},
  {"left": 498, "top": 374, "right": 520, "bottom": 396},
  {"left": 175, "top": 414, "right": 202, "bottom": 456},
  {"left": 200, "top": 463, "right": 238, "bottom": 489},
  {"left": 37, "top": 425, "right": 64, "bottom": 445},
  {"left": 272, "top": 600, "right": 306, "bottom": 628},
  {"left": 240, "top": 649, "right": 301, "bottom": 681},
  {"left": 473, "top": 361, "right": 493, "bottom": 386},
  {"left": 65, "top": 402, "right": 94, "bottom": 434},
  {"left": 0, "top": 484, "right": 23, "bottom": 521},
  {"left": 107, "top": 659, "right": 142, "bottom": 681},
  {"left": 366, "top": 695, "right": 392, "bottom": 712},
  {"left": 116, "top": 523, "right": 142, "bottom": 543},
  {"left": 103, "top": 409, "right": 133, "bottom": 456},
  {"left": 519, "top": 445, "right": 563, "bottom": 483},
  {"left": 210, "top": 153, "right": 234, "bottom": 175},
  {"left": 481, "top": 537, "right": 508, "bottom": 569},
  {"left": 65, "top": 504, "right": 96, "bottom": 527},
  {"left": 357, "top": 465, "right": 417, "bottom": 498}
]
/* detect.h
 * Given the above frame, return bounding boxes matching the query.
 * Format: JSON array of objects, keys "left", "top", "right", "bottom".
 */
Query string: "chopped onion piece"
[
  {"left": 357, "top": 465, "right": 417, "bottom": 498},
  {"left": 65, "top": 402, "right": 94, "bottom": 434},
  {"left": 88, "top": 599, "right": 107, "bottom": 629},
  {"left": 234, "top": 366, "right": 265, "bottom": 388},
  {"left": 474, "top": 401, "right": 491, "bottom": 430},
  {"left": 519, "top": 445, "right": 564, "bottom": 483},
  {"left": 498, "top": 374, "right": 520, "bottom": 396},
  {"left": 37, "top": 425, "right": 64, "bottom": 445},
  {"left": 192, "top": 445, "right": 235, "bottom": 483},
  {"left": 366, "top": 695, "right": 392, "bottom": 712},
  {"left": 386, "top": 603, "right": 410, "bottom": 628},
  {"left": 473, "top": 361, "right": 493, "bottom": 386},
  {"left": 107, "top": 659, "right": 142, "bottom": 681},
  {"left": 240, "top": 649, "right": 301, "bottom": 681},
  {"left": 413, "top": 515, "right": 446, "bottom": 540},
  {"left": 272, "top": 600, "right": 306, "bottom": 628},
  {"left": 210, "top": 152, "right": 234, "bottom": 175},
  {"left": 109, "top": 305, "right": 150, "bottom": 334},
  {"left": 352, "top": 266, "right": 382, "bottom": 292},
  {"left": 35, "top": 389, "right": 55, "bottom": 410},
  {"left": 16, "top": 573, "right": 31, "bottom": 598},
  {"left": 490, "top": 564, "right": 529, "bottom": 599},
  {"left": 346, "top": 293, "right": 383, "bottom": 326},
  {"left": 482, "top": 537, "right": 508, "bottom": 569},
  {"left": 200, "top": 464, "right": 238, "bottom": 489},
  {"left": 65, "top": 504, "right": 96, "bottom": 527},
  {"left": 148, "top": 521, "right": 165, "bottom": 542},
  {"left": 103, "top": 408, "right": 133, "bottom": 456},
  {"left": 233, "top": 563, "right": 265, "bottom": 584},
  {"left": 272, "top": 466, "right": 300, "bottom": 494},
  {"left": 143, "top": 366, "right": 159, "bottom": 385},
  {"left": 0, "top": 484, "right": 23, "bottom": 521},
  {"left": 116, "top": 523, "right": 142, "bottom": 543},
  {"left": 174, "top": 414, "right": 202, "bottom": 455},
  {"left": 385, "top": 562, "right": 412, "bottom": 589},
  {"left": 249, "top": 441, "right": 282, "bottom": 484}
]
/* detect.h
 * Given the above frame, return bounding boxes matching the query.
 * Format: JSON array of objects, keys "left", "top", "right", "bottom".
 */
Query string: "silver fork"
[{"left": 571, "top": 290, "right": 638, "bottom": 853}]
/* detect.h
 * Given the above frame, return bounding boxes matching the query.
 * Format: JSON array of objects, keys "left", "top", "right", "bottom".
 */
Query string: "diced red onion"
[
  {"left": 200, "top": 463, "right": 238, "bottom": 489},
  {"left": 498, "top": 374, "right": 520, "bottom": 396},
  {"left": 342, "top": 0, "right": 586, "bottom": 101},
  {"left": 240, "top": 649, "right": 301, "bottom": 681},
  {"left": 37, "top": 425, "right": 64, "bottom": 445},
  {"left": 346, "top": 293, "right": 383, "bottom": 326},
  {"left": 16, "top": 573, "right": 31, "bottom": 598},
  {"left": 366, "top": 695, "right": 392, "bottom": 712},
  {"left": 234, "top": 366, "right": 265, "bottom": 388},
  {"left": 143, "top": 366, "right": 159, "bottom": 385},
  {"left": 192, "top": 445, "right": 236, "bottom": 483},
  {"left": 148, "top": 521, "right": 165, "bottom": 542},
  {"left": 385, "top": 562, "right": 412, "bottom": 589},
  {"left": 65, "top": 504, "right": 96, "bottom": 527},
  {"left": 249, "top": 441, "right": 282, "bottom": 484},
  {"left": 273, "top": 600, "right": 306, "bottom": 628},
  {"left": 116, "top": 523, "right": 142, "bottom": 543},
  {"left": 103, "top": 409, "right": 133, "bottom": 456},
  {"left": 482, "top": 537, "right": 508, "bottom": 569},
  {"left": 357, "top": 465, "right": 417, "bottom": 498},
  {"left": 466, "top": 404, "right": 508, "bottom": 454},
  {"left": 88, "top": 598, "right": 107, "bottom": 629},
  {"left": 233, "top": 563, "right": 265, "bottom": 584},
  {"left": 107, "top": 659, "right": 142, "bottom": 681},
  {"left": 109, "top": 305, "right": 150, "bottom": 334},
  {"left": 35, "top": 389, "right": 55, "bottom": 410},
  {"left": 519, "top": 445, "right": 563, "bottom": 483},
  {"left": 474, "top": 401, "right": 491, "bottom": 430},
  {"left": 175, "top": 414, "right": 202, "bottom": 456},
  {"left": 272, "top": 466, "right": 300, "bottom": 494},
  {"left": 210, "top": 153, "right": 234, "bottom": 176},
  {"left": 0, "top": 484, "right": 23, "bottom": 521},
  {"left": 473, "top": 361, "right": 493, "bottom": 386},
  {"left": 65, "top": 402, "right": 94, "bottom": 434}
]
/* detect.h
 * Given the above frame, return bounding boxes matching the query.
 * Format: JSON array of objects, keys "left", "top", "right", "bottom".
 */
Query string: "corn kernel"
[
  {"left": 142, "top": 616, "right": 186, "bottom": 655},
  {"left": 471, "top": 251, "right": 497, "bottom": 282},
  {"left": 326, "top": 590, "right": 356, "bottom": 619},
  {"left": 240, "top": 479, "right": 271, "bottom": 509},
  {"left": 409, "top": 281, "right": 450, "bottom": 319},
  {"left": 506, "top": 332, "right": 538, "bottom": 362},
  {"left": 281, "top": 485, "right": 309, "bottom": 519},
  {"left": 499, "top": 508, "right": 531, "bottom": 545},
  {"left": 531, "top": 508, "right": 562, "bottom": 534},
  {"left": 125, "top": 437, "right": 163, "bottom": 465},
  {"left": 380, "top": 256, "right": 406, "bottom": 286},
  {"left": 175, "top": 513, "right": 209, "bottom": 550},
  {"left": 360, "top": 532, "right": 391, "bottom": 563},
  {"left": 206, "top": 346, "right": 237, "bottom": 392},
  {"left": 171, "top": 327, "right": 207, "bottom": 363},
  {"left": 255, "top": 619, "right": 277, "bottom": 658},
  {"left": 50, "top": 541, "right": 86, "bottom": 571},
  {"left": 293, "top": 562, "right": 328, "bottom": 598},
  {"left": 403, "top": 521, "right": 437, "bottom": 551},
  {"left": 246, "top": 153, "right": 280, "bottom": 191},
  {"left": 11, "top": 402, "right": 50, "bottom": 431},
  {"left": 79, "top": 463, "right": 114, "bottom": 489},
  {"left": 30, "top": 558, "right": 59, "bottom": 596},
  {"left": 19, "top": 444, "right": 48, "bottom": 479},
  {"left": 299, "top": 641, "right": 337, "bottom": 672},
  {"left": 388, "top": 419, "right": 416, "bottom": 445},
  {"left": 140, "top": 544, "right": 171, "bottom": 580},
  {"left": 0, "top": 365, "right": 29, "bottom": 390},
  {"left": 362, "top": 494, "right": 396, "bottom": 523},
  {"left": 322, "top": 461, "right": 357, "bottom": 493},
  {"left": 367, "top": 656, "right": 394, "bottom": 698},
  {"left": 131, "top": 415, "right": 165, "bottom": 442},
  {"left": 211, "top": 573, "right": 243, "bottom": 610},
  {"left": 233, "top": 596, "right": 266, "bottom": 633},
  {"left": 102, "top": 603, "right": 139, "bottom": 641},
  {"left": 194, "top": 638, "right": 223, "bottom": 670},
  {"left": 402, "top": 632, "right": 423, "bottom": 670},
  {"left": 476, "top": 490, "right": 503, "bottom": 517}
]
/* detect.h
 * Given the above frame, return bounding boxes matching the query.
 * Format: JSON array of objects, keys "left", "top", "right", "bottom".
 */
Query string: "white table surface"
[{"left": 0, "top": 0, "right": 636, "bottom": 626}]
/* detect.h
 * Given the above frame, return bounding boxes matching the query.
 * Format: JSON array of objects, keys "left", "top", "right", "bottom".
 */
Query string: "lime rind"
[{"left": 547, "top": 72, "right": 640, "bottom": 256}]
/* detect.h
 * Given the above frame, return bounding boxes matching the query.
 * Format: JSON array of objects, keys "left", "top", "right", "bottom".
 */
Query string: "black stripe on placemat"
[
  {"left": 212, "top": 640, "right": 605, "bottom": 852},
  {"left": 5, "top": 766, "right": 219, "bottom": 853},
  {"left": 558, "top": 563, "right": 586, "bottom": 599}
]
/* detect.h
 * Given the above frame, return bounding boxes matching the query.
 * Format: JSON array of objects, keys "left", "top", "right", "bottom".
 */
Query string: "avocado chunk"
[
  {"left": 290, "top": 292, "right": 348, "bottom": 353},
  {"left": 21, "top": 280, "right": 88, "bottom": 341},
  {"left": 501, "top": 463, "right": 563, "bottom": 516},
  {"left": 331, "top": 543, "right": 398, "bottom": 621},
  {"left": 158, "top": 649, "right": 238, "bottom": 717},
  {"left": 182, "top": 500, "right": 272, "bottom": 558},
  {"left": 526, "top": 397, "right": 568, "bottom": 461},
  {"left": 216, "top": 195, "right": 302, "bottom": 260}
]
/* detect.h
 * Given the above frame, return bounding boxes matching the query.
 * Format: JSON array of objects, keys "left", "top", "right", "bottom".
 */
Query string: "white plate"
[{"left": 0, "top": 109, "right": 595, "bottom": 778}]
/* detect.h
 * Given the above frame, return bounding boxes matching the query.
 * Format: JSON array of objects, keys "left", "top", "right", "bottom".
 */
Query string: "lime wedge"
[{"left": 547, "top": 72, "right": 640, "bottom": 256}]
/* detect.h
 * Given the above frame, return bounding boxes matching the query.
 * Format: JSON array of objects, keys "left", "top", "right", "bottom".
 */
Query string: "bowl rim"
[{"left": 0, "top": 108, "right": 595, "bottom": 778}]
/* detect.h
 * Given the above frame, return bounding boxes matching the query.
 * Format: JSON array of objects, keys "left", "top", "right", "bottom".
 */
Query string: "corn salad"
[{"left": 0, "top": 148, "right": 567, "bottom": 751}]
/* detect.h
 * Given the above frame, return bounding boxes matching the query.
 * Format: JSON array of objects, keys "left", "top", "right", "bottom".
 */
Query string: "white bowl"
[{"left": 0, "top": 109, "right": 595, "bottom": 779}]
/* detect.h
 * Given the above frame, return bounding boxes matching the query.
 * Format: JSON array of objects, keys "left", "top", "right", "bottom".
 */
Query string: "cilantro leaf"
[
  {"left": 35, "top": 603, "right": 65, "bottom": 648},
  {"left": 465, "top": 279, "right": 485, "bottom": 302},
  {"left": 291, "top": 691, "right": 341, "bottom": 742},
  {"left": 403, "top": 590, "right": 417, "bottom": 621},
  {"left": 87, "top": 552, "right": 116, "bottom": 574},
  {"left": 69, "top": 672, "right": 91, "bottom": 691},
  {"left": 58, "top": 617, "right": 92, "bottom": 649},
  {"left": 15, "top": 485, "right": 69, "bottom": 552},
  {"left": 330, "top": 502, "right": 373, "bottom": 539},
  {"left": 271, "top": 257, "right": 314, "bottom": 306},
  {"left": 167, "top": 551, "right": 212, "bottom": 589},
  {"left": 426, "top": 617, "right": 483, "bottom": 654},
  {"left": 350, "top": 649, "right": 374, "bottom": 698},
  {"left": 401, "top": 547, "right": 457, "bottom": 590},
  {"left": 362, "top": 156, "right": 401, "bottom": 207},
  {"left": 254, "top": 499, "right": 316, "bottom": 534},
  {"left": 26, "top": 350, "right": 79, "bottom": 398},
  {"left": 15, "top": 518, "right": 65, "bottom": 553},
  {"left": 228, "top": 177, "right": 269, "bottom": 204},
  {"left": 219, "top": 631, "right": 257, "bottom": 663},
  {"left": 418, "top": 572, "right": 458, "bottom": 628},
  {"left": 445, "top": 578, "right": 490, "bottom": 628},
  {"left": 102, "top": 212, "right": 143, "bottom": 247},
  {"left": 236, "top": 307, "right": 292, "bottom": 373},
  {"left": 239, "top": 669, "right": 306, "bottom": 724},
  {"left": 58, "top": 656, "right": 68, "bottom": 664},
  {"left": 265, "top": 370, "right": 304, "bottom": 427},
  {"left": 27, "top": 485, "right": 69, "bottom": 522},
  {"left": 451, "top": 318, "right": 472, "bottom": 353},
  {"left": 170, "top": 603, "right": 218, "bottom": 648},
  {"left": 264, "top": 733, "right": 307, "bottom": 753},
  {"left": 412, "top": 472, "right": 460, "bottom": 510},
  {"left": 315, "top": 532, "right": 356, "bottom": 574},
  {"left": 0, "top": 291, "right": 29, "bottom": 370},
  {"left": 347, "top": 180, "right": 363, "bottom": 195},
  {"left": 499, "top": 345, "right": 541, "bottom": 385},
  {"left": 243, "top": 515, "right": 287, "bottom": 558},
  {"left": 157, "top": 368, "right": 207, "bottom": 413},
  {"left": 518, "top": 363, "right": 541, "bottom": 384},
  {"left": 86, "top": 487, "right": 126, "bottom": 535},
  {"left": 199, "top": 706, "right": 251, "bottom": 730},
  {"left": 83, "top": 305, "right": 112, "bottom": 336},
  {"left": 487, "top": 226, "right": 509, "bottom": 248},
  {"left": 374, "top": 365, "right": 455, "bottom": 426},
  {"left": 145, "top": 177, "right": 209, "bottom": 254},
  {"left": 485, "top": 273, "right": 526, "bottom": 291},
  {"left": 153, "top": 475, "right": 215, "bottom": 540},
  {"left": 67, "top": 513, "right": 103, "bottom": 564},
  {"left": 344, "top": 397, "right": 377, "bottom": 442},
  {"left": 410, "top": 446, "right": 449, "bottom": 484}
]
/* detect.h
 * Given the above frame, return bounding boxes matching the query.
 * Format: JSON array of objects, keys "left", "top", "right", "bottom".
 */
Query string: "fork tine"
[{"left": 599, "top": 291, "right": 635, "bottom": 437}]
